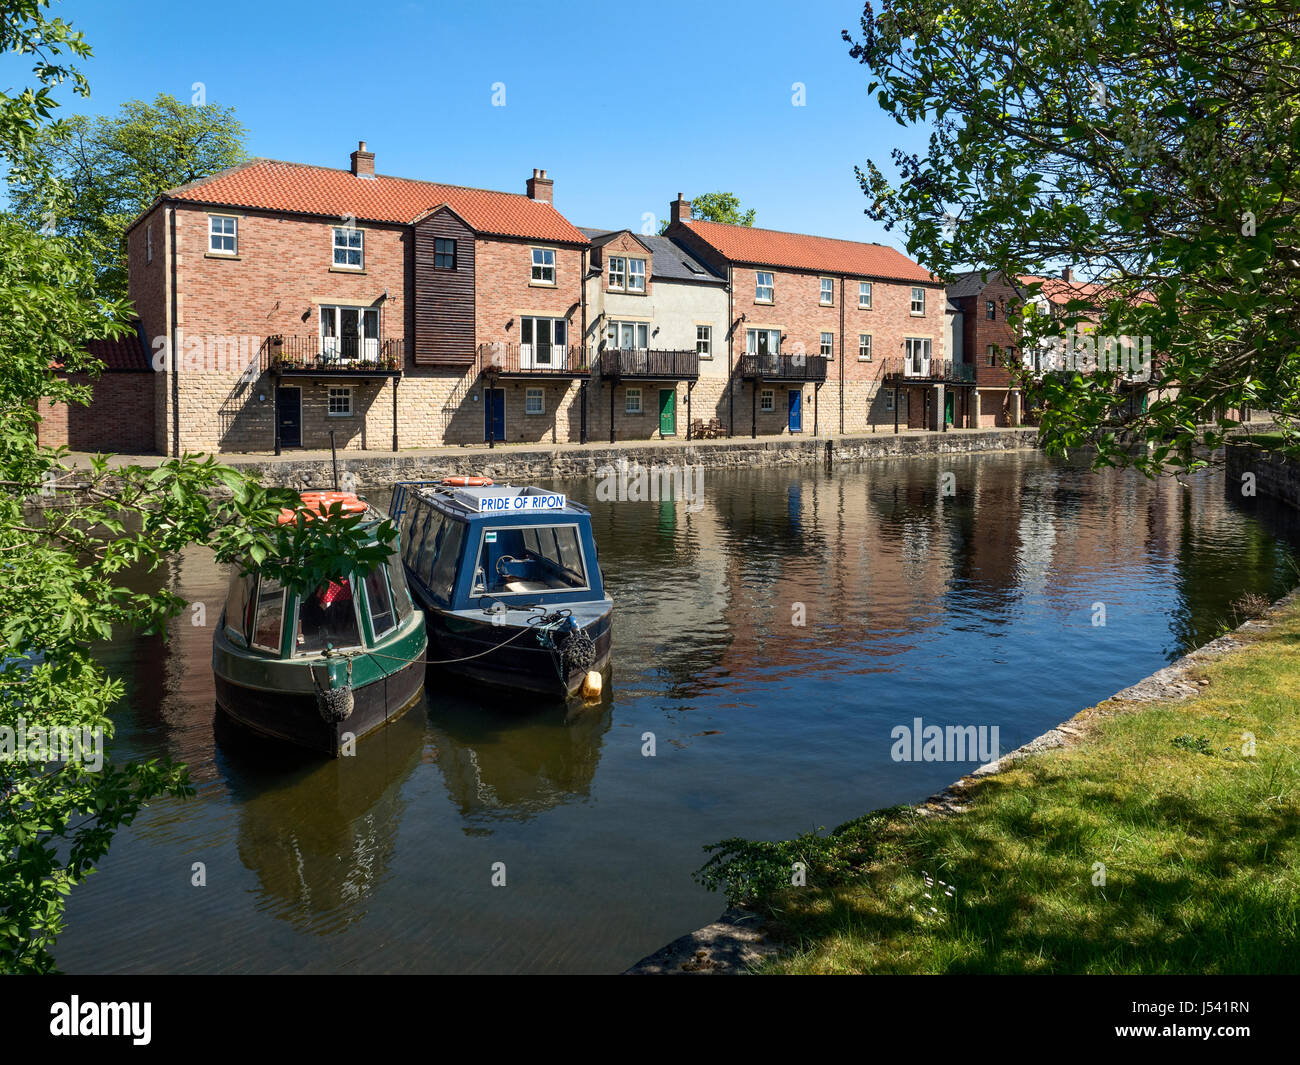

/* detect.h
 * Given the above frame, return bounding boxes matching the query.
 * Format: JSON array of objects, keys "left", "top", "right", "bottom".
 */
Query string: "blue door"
[
  {"left": 787, "top": 389, "right": 802, "bottom": 433},
  {"left": 484, "top": 388, "right": 505, "bottom": 442}
]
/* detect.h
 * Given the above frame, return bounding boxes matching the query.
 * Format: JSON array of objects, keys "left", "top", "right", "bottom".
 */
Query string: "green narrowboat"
[{"left": 213, "top": 492, "right": 427, "bottom": 757}]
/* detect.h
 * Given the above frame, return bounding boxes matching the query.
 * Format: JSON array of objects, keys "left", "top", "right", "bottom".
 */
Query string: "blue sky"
[{"left": 5, "top": 0, "right": 930, "bottom": 250}]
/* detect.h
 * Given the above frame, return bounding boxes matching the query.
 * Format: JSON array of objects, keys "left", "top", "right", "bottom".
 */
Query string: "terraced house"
[{"left": 664, "top": 195, "right": 956, "bottom": 435}]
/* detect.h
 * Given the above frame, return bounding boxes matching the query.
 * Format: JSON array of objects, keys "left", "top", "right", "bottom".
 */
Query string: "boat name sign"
[{"left": 465, "top": 491, "right": 567, "bottom": 513}]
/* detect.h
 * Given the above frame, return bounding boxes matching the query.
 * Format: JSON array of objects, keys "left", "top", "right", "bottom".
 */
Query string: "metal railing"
[
  {"left": 738, "top": 353, "right": 829, "bottom": 382},
  {"left": 598, "top": 348, "right": 699, "bottom": 380},
  {"left": 890, "top": 359, "right": 975, "bottom": 383},
  {"left": 477, "top": 342, "right": 591, "bottom": 376},
  {"left": 263, "top": 334, "right": 403, "bottom": 374}
]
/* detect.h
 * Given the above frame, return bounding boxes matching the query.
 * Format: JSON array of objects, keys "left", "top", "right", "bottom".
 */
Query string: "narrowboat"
[
  {"left": 213, "top": 492, "right": 427, "bottom": 757},
  {"left": 390, "top": 480, "right": 613, "bottom": 700}
]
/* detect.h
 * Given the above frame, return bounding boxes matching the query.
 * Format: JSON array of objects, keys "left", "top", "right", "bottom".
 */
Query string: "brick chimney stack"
[
  {"left": 670, "top": 193, "right": 692, "bottom": 226},
  {"left": 526, "top": 168, "right": 553, "bottom": 203},
  {"left": 1062, "top": 266, "right": 1074, "bottom": 282},
  {"left": 351, "top": 140, "right": 375, "bottom": 179}
]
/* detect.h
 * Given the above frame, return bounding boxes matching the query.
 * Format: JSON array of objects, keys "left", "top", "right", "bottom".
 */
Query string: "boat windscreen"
[
  {"left": 364, "top": 565, "right": 396, "bottom": 639},
  {"left": 295, "top": 578, "right": 362, "bottom": 655},
  {"left": 224, "top": 570, "right": 253, "bottom": 644},
  {"left": 251, "top": 577, "right": 285, "bottom": 654},
  {"left": 387, "top": 550, "right": 414, "bottom": 621},
  {"left": 470, "top": 524, "right": 588, "bottom": 597}
]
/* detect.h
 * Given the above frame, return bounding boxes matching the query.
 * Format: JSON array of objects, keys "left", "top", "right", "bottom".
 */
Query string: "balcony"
[
  {"left": 598, "top": 348, "right": 699, "bottom": 381},
  {"left": 478, "top": 342, "right": 591, "bottom": 378},
  {"left": 885, "top": 359, "right": 975, "bottom": 384},
  {"left": 738, "top": 353, "right": 828, "bottom": 382},
  {"left": 263, "top": 335, "right": 403, "bottom": 377}
]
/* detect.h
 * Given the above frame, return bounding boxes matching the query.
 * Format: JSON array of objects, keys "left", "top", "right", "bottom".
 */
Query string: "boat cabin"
[
  {"left": 221, "top": 544, "right": 417, "bottom": 660},
  {"left": 393, "top": 484, "right": 607, "bottom": 611}
]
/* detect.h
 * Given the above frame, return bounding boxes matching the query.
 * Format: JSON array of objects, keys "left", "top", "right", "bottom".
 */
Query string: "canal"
[{"left": 54, "top": 451, "right": 1300, "bottom": 973}]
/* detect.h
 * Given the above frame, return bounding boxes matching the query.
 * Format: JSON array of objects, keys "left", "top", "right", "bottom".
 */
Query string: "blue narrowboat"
[{"left": 390, "top": 480, "right": 613, "bottom": 699}]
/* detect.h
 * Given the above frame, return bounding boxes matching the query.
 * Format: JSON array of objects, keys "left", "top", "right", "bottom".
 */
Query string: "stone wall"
[{"left": 1226, "top": 441, "right": 1300, "bottom": 508}]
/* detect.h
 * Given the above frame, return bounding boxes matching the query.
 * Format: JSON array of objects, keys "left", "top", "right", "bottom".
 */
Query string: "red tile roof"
[
  {"left": 680, "top": 218, "right": 938, "bottom": 283},
  {"left": 86, "top": 334, "right": 151, "bottom": 372},
  {"left": 160, "top": 158, "right": 588, "bottom": 244},
  {"left": 1018, "top": 275, "right": 1111, "bottom": 305}
]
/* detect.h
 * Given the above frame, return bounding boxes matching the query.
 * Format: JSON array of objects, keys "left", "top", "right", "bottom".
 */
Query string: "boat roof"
[{"left": 411, "top": 483, "right": 591, "bottom": 521}]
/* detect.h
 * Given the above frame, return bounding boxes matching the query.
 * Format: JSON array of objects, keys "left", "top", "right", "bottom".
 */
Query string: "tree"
[
  {"left": 659, "top": 190, "right": 756, "bottom": 233},
  {"left": 0, "top": 2, "right": 381, "bottom": 972},
  {"left": 7, "top": 92, "right": 247, "bottom": 300},
  {"left": 844, "top": 0, "right": 1300, "bottom": 474}
]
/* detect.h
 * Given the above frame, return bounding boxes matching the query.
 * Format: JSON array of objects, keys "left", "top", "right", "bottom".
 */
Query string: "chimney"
[
  {"left": 350, "top": 140, "right": 375, "bottom": 179},
  {"left": 1061, "top": 266, "right": 1073, "bottom": 282},
  {"left": 526, "top": 168, "right": 553, "bottom": 203},
  {"left": 670, "top": 193, "right": 692, "bottom": 226}
]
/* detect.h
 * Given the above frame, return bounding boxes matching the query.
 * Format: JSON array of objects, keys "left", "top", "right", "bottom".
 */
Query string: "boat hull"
[{"left": 417, "top": 595, "right": 612, "bottom": 700}]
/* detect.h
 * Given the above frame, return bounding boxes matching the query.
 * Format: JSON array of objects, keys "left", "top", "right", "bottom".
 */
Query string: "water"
[{"left": 53, "top": 451, "right": 1300, "bottom": 973}]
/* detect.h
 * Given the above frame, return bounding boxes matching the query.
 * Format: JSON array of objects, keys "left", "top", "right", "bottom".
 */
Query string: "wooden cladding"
[{"left": 414, "top": 209, "right": 475, "bottom": 366}]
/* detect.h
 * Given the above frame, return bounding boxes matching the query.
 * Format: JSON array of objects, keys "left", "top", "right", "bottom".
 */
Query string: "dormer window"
[
  {"left": 333, "top": 226, "right": 363, "bottom": 269},
  {"left": 608, "top": 256, "right": 626, "bottom": 290},
  {"left": 627, "top": 258, "right": 646, "bottom": 292}
]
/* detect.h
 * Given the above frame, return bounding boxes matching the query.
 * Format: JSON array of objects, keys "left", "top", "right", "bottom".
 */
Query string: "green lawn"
[{"left": 709, "top": 606, "right": 1300, "bottom": 974}]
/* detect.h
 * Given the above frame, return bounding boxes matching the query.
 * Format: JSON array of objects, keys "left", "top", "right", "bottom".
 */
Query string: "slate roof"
[
  {"left": 676, "top": 218, "right": 938, "bottom": 283},
  {"left": 579, "top": 227, "right": 724, "bottom": 284},
  {"left": 143, "top": 158, "right": 588, "bottom": 244}
]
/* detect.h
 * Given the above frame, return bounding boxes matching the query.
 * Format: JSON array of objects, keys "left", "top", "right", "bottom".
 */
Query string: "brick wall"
[{"left": 37, "top": 372, "right": 156, "bottom": 453}]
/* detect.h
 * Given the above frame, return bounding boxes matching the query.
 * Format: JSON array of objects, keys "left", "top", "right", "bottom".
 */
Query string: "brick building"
[{"left": 36, "top": 332, "right": 155, "bottom": 453}]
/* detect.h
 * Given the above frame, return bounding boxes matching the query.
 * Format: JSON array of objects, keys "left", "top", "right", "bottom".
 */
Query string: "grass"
[{"left": 712, "top": 604, "right": 1300, "bottom": 974}]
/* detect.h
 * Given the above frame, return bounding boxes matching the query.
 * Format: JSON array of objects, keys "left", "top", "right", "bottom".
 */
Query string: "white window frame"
[
  {"left": 627, "top": 257, "right": 646, "bottom": 292},
  {"left": 755, "top": 271, "right": 774, "bottom": 303},
  {"left": 820, "top": 332, "right": 834, "bottom": 358},
  {"left": 986, "top": 299, "right": 996, "bottom": 320},
  {"left": 911, "top": 287, "right": 926, "bottom": 315},
  {"left": 519, "top": 316, "right": 568, "bottom": 368},
  {"left": 745, "top": 328, "right": 781, "bottom": 355},
  {"left": 608, "top": 256, "right": 626, "bottom": 290},
  {"left": 858, "top": 334, "right": 872, "bottom": 361},
  {"left": 333, "top": 225, "right": 364, "bottom": 269},
  {"left": 319, "top": 305, "right": 381, "bottom": 363},
  {"left": 525, "top": 387, "right": 544, "bottom": 415},
  {"left": 696, "top": 325, "right": 712, "bottom": 358},
  {"left": 208, "top": 215, "right": 237, "bottom": 255},
  {"left": 606, "top": 320, "right": 649, "bottom": 350},
  {"left": 987, "top": 344, "right": 999, "bottom": 367},
  {"left": 760, "top": 389, "right": 775, "bottom": 413},
  {"left": 625, "top": 387, "right": 643, "bottom": 414},
  {"left": 819, "top": 278, "right": 834, "bottom": 305},
  {"left": 531, "top": 247, "right": 556, "bottom": 285},
  {"left": 905, "top": 337, "right": 933, "bottom": 376},
  {"left": 859, "top": 282, "right": 873, "bottom": 309},
  {"left": 327, "top": 386, "right": 352, "bottom": 416}
]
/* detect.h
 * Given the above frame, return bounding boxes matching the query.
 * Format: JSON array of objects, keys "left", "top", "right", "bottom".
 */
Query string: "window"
[
  {"left": 328, "top": 387, "right": 352, "bottom": 416},
  {"left": 987, "top": 344, "right": 999, "bottom": 367},
  {"left": 387, "top": 549, "right": 413, "bottom": 621},
  {"left": 333, "top": 226, "right": 363, "bottom": 268},
  {"left": 858, "top": 334, "right": 872, "bottom": 361},
  {"left": 627, "top": 258, "right": 646, "bottom": 292},
  {"left": 608, "top": 256, "right": 626, "bottom": 289},
  {"left": 320, "top": 306, "right": 380, "bottom": 362},
  {"left": 470, "top": 524, "right": 589, "bottom": 597},
  {"left": 435, "top": 238, "right": 456, "bottom": 269},
  {"left": 428, "top": 521, "right": 465, "bottom": 604},
  {"left": 295, "top": 579, "right": 362, "bottom": 655},
  {"left": 209, "top": 215, "right": 237, "bottom": 255},
  {"left": 911, "top": 287, "right": 926, "bottom": 314},
  {"left": 756, "top": 271, "right": 774, "bottom": 302},
  {"left": 820, "top": 278, "right": 834, "bottom": 305},
  {"left": 251, "top": 577, "right": 284, "bottom": 654},
  {"left": 606, "top": 321, "right": 649, "bottom": 350},
  {"left": 223, "top": 571, "right": 252, "bottom": 645},
  {"left": 760, "top": 389, "right": 774, "bottom": 412},
  {"left": 525, "top": 388, "right": 544, "bottom": 415},
  {"left": 625, "top": 388, "right": 642, "bottom": 414},
  {"left": 531, "top": 247, "right": 556, "bottom": 284},
  {"left": 520, "top": 316, "right": 568, "bottom": 367},
  {"left": 820, "top": 332, "right": 834, "bottom": 357},
  {"left": 859, "top": 282, "right": 873, "bottom": 308},
  {"left": 986, "top": 300, "right": 996, "bottom": 320},
  {"left": 696, "top": 325, "right": 712, "bottom": 358},
  {"left": 905, "top": 337, "right": 932, "bottom": 375},
  {"left": 146, "top": 224, "right": 153, "bottom": 264},
  {"left": 363, "top": 566, "right": 396, "bottom": 640},
  {"left": 746, "top": 328, "right": 781, "bottom": 355},
  {"left": 885, "top": 387, "right": 896, "bottom": 411}
]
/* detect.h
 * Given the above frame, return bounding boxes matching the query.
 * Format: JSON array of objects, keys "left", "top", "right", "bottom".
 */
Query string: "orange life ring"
[
  {"left": 277, "top": 491, "right": 367, "bottom": 524},
  {"left": 441, "top": 476, "right": 494, "bottom": 487}
]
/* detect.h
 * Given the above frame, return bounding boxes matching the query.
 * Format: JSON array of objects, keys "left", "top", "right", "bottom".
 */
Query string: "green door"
[
  {"left": 944, "top": 391, "right": 955, "bottom": 427},
  {"left": 659, "top": 388, "right": 676, "bottom": 436}
]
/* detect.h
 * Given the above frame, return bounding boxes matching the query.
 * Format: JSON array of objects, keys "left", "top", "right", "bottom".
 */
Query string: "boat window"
[
  {"left": 364, "top": 565, "right": 396, "bottom": 640},
  {"left": 224, "top": 570, "right": 253, "bottom": 645},
  {"left": 471, "top": 524, "right": 587, "bottom": 596},
  {"left": 417, "top": 512, "right": 446, "bottom": 587},
  {"left": 406, "top": 508, "right": 431, "bottom": 569},
  {"left": 387, "top": 549, "right": 414, "bottom": 621},
  {"left": 295, "top": 578, "right": 362, "bottom": 655},
  {"left": 428, "top": 520, "right": 465, "bottom": 603},
  {"left": 400, "top": 504, "right": 422, "bottom": 566},
  {"left": 251, "top": 576, "right": 285, "bottom": 654}
]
